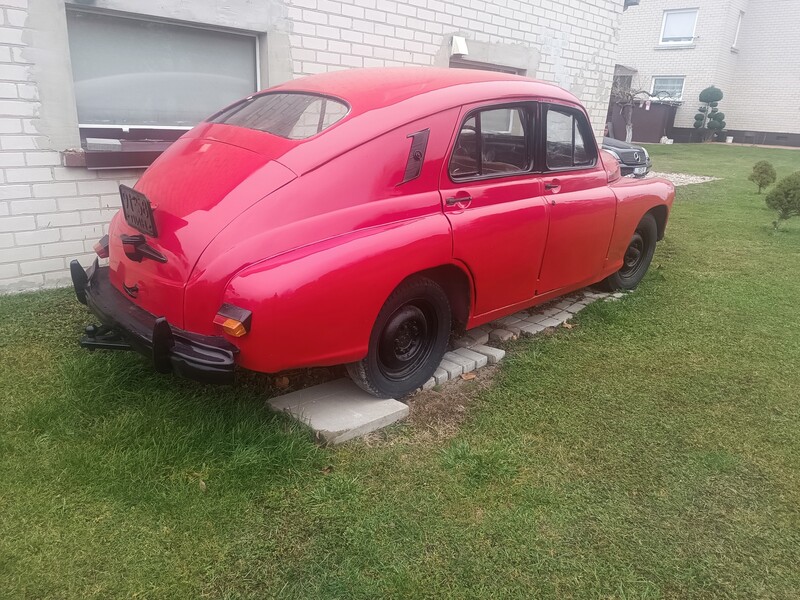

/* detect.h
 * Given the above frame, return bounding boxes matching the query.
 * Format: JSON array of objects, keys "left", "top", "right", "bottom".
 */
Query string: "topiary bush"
[
  {"left": 748, "top": 160, "right": 777, "bottom": 194},
  {"left": 694, "top": 86, "right": 726, "bottom": 141},
  {"left": 699, "top": 86, "right": 724, "bottom": 104},
  {"left": 766, "top": 171, "right": 800, "bottom": 229}
]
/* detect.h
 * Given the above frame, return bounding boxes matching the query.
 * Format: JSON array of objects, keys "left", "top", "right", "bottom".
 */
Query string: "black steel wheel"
[
  {"left": 347, "top": 277, "right": 451, "bottom": 398},
  {"left": 601, "top": 213, "right": 658, "bottom": 291}
]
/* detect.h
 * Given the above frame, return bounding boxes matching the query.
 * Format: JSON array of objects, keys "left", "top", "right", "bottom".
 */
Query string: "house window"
[
  {"left": 65, "top": 9, "right": 258, "bottom": 168},
  {"left": 660, "top": 9, "right": 698, "bottom": 44},
  {"left": 66, "top": 9, "right": 258, "bottom": 127},
  {"left": 733, "top": 11, "right": 744, "bottom": 48},
  {"left": 651, "top": 76, "right": 686, "bottom": 100}
]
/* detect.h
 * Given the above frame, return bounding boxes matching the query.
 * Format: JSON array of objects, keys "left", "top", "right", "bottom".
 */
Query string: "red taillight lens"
[
  {"left": 93, "top": 234, "right": 110, "bottom": 259},
  {"left": 213, "top": 304, "right": 252, "bottom": 338}
]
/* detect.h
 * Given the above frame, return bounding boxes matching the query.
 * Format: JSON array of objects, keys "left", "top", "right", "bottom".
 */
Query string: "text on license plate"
[{"left": 120, "top": 185, "right": 157, "bottom": 237}]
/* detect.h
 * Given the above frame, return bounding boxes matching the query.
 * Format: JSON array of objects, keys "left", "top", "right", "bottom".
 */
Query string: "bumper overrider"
[{"left": 70, "top": 259, "right": 237, "bottom": 384}]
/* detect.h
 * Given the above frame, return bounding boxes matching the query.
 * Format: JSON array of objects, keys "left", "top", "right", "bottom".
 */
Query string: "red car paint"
[{"left": 105, "top": 67, "right": 674, "bottom": 374}]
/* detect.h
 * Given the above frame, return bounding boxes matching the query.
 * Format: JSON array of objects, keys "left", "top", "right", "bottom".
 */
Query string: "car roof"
[
  {"left": 248, "top": 68, "right": 585, "bottom": 174},
  {"left": 270, "top": 67, "right": 581, "bottom": 115}
]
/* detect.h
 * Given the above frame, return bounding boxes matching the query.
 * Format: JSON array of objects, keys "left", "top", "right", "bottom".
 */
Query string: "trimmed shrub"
[
  {"left": 766, "top": 171, "right": 800, "bottom": 229},
  {"left": 700, "top": 87, "right": 724, "bottom": 103},
  {"left": 696, "top": 86, "right": 727, "bottom": 140},
  {"left": 748, "top": 161, "right": 777, "bottom": 194}
]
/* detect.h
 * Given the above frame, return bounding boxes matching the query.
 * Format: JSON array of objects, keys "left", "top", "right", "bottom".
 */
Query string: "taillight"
[
  {"left": 213, "top": 304, "right": 252, "bottom": 338},
  {"left": 93, "top": 234, "right": 110, "bottom": 259}
]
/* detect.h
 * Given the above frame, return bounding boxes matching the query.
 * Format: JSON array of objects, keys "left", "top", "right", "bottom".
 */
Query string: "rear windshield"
[{"left": 209, "top": 92, "right": 349, "bottom": 139}]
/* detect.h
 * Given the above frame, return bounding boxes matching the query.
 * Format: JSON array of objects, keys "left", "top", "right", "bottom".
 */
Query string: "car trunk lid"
[{"left": 107, "top": 133, "right": 296, "bottom": 327}]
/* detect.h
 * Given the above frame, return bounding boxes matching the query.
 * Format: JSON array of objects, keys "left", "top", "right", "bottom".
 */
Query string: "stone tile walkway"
[{"left": 266, "top": 287, "right": 627, "bottom": 444}]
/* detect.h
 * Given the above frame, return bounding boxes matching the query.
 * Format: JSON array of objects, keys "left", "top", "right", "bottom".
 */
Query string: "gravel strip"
[{"left": 645, "top": 171, "right": 720, "bottom": 186}]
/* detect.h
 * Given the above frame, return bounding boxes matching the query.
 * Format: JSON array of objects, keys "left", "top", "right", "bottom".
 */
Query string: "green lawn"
[{"left": 2, "top": 144, "right": 800, "bottom": 599}]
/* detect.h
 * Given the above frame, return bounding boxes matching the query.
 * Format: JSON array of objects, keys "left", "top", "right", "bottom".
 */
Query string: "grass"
[{"left": 2, "top": 144, "right": 800, "bottom": 598}]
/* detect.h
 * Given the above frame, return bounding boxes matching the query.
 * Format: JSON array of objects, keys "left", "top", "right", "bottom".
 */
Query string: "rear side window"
[
  {"left": 210, "top": 93, "right": 349, "bottom": 139},
  {"left": 545, "top": 106, "right": 595, "bottom": 169},
  {"left": 449, "top": 105, "right": 531, "bottom": 180}
]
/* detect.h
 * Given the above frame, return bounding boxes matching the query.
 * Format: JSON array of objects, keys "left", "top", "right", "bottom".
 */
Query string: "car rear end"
[{"left": 71, "top": 91, "right": 352, "bottom": 383}]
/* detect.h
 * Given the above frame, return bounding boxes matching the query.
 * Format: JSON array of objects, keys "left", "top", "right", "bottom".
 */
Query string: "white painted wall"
[
  {"left": 616, "top": 0, "right": 800, "bottom": 135},
  {"left": 0, "top": 0, "right": 623, "bottom": 293},
  {"left": 722, "top": 0, "right": 800, "bottom": 135}
]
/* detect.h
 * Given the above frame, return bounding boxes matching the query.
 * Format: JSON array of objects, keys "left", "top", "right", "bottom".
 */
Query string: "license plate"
[
  {"left": 120, "top": 185, "right": 157, "bottom": 237},
  {"left": 633, "top": 166, "right": 647, "bottom": 175}
]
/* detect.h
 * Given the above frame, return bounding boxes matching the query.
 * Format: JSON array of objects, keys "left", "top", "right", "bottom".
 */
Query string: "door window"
[
  {"left": 449, "top": 106, "right": 531, "bottom": 180},
  {"left": 545, "top": 106, "right": 596, "bottom": 170}
]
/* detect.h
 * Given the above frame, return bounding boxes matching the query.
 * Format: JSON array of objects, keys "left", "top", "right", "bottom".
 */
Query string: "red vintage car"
[{"left": 71, "top": 68, "right": 674, "bottom": 398}]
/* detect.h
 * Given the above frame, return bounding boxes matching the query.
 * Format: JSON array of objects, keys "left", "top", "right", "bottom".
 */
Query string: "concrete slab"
[
  {"left": 554, "top": 299, "right": 573, "bottom": 310},
  {"left": 524, "top": 313, "right": 549, "bottom": 324},
  {"left": 452, "top": 336, "right": 475, "bottom": 349},
  {"left": 466, "top": 329, "right": 490, "bottom": 345},
  {"left": 539, "top": 317, "right": 563, "bottom": 328},
  {"left": 453, "top": 347, "right": 489, "bottom": 369},
  {"left": 267, "top": 379, "right": 408, "bottom": 445},
  {"left": 490, "top": 328, "right": 515, "bottom": 342},
  {"left": 443, "top": 350, "right": 477, "bottom": 373},
  {"left": 433, "top": 367, "right": 449, "bottom": 385},
  {"left": 438, "top": 358, "right": 463, "bottom": 379},
  {"left": 552, "top": 310, "right": 572, "bottom": 322},
  {"left": 471, "top": 344, "right": 506, "bottom": 364},
  {"left": 499, "top": 315, "right": 522, "bottom": 326},
  {"left": 520, "top": 322, "right": 546, "bottom": 336}
]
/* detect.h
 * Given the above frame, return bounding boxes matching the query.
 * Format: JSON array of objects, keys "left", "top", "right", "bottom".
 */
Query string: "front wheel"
[
  {"left": 347, "top": 277, "right": 451, "bottom": 398},
  {"left": 601, "top": 213, "right": 658, "bottom": 291}
]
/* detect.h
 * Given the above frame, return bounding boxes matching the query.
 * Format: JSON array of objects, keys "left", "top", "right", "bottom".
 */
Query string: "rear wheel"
[
  {"left": 347, "top": 277, "right": 451, "bottom": 398},
  {"left": 601, "top": 213, "right": 658, "bottom": 291}
]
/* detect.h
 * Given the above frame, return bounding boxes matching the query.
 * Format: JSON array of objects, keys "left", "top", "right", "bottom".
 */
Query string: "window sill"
[
  {"left": 60, "top": 142, "right": 170, "bottom": 170},
  {"left": 654, "top": 44, "right": 696, "bottom": 50}
]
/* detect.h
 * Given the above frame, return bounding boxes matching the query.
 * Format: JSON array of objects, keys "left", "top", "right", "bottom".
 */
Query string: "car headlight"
[
  {"left": 605, "top": 149, "right": 621, "bottom": 161},
  {"left": 641, "top": 147, "right": 649, "bottom": 161}
]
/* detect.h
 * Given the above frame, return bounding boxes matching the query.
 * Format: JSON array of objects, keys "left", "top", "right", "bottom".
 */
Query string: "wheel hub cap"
[
  {"left": 622, "top": 232, "right": 645, "bottom": 274},
  {"left": 377, "top": 302, "right": 435, "bottom": 381}
]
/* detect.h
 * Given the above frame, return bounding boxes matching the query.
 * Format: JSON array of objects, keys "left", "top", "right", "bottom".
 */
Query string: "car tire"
[
  {"left": 600, "top": 212, "right": 658, "bottom": 291},
  {"left": 347, "top": 276, "right": 451, "bottom": 399}
]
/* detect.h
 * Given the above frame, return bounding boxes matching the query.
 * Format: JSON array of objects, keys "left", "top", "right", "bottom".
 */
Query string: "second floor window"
[{"left": 660, "top": 9, "right": 698, "bottom": 45}]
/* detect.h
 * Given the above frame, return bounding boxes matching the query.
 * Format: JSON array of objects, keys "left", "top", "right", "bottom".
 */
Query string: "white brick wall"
[
  {"left": 0, "top": 1, "right": 142, "bottom": 292},
  {"left": 286, "top": 0, "right": 622, "bottom": 133},
  {"left": 616, "top": 0, "right": 749, "bottom": 129},
  {"left": 616, "top": 0, "right": 799, "bottom": 135},
  {"left": 1, "top": 0, "right": 623, "bottom": 293},
  {"left": 722, "top": 0, "right": 800, "bottom": 134}
]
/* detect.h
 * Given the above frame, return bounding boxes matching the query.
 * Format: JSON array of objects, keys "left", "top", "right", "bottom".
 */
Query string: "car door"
[
  {"left": 440, "top": 101, "right": 549, "bottom": 317},
  {"left": 536, "top": 103, "right": 617, "bottom": 294}
]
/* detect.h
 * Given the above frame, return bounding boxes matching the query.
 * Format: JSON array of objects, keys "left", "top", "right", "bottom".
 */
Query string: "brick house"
[
  {"left": 614, "top": 0, "right": 800, "bottom": 145},
  {"left": 0, "top": 0, "right": 627, "bottom": 293}
]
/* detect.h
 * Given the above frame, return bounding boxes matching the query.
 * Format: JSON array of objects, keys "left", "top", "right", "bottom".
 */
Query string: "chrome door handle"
[
  {"left": 545, "top": 183, "right": 559, "bottom": 190},
  {"left": 446, "top": 195, "right": 471, "bottom": 206}
]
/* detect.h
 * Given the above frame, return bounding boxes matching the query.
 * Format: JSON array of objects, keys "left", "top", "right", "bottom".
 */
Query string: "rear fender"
[
  {"left": 220, "top": 214, "right": 456, "bottom": 373},
  {"left": 605, "top": 177, "right": 675, "bottom": 272}
]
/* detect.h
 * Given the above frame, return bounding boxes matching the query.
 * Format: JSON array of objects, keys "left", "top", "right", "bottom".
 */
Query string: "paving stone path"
[{"left": 268, "top": 287, "right": 628, "bottom": 444}]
